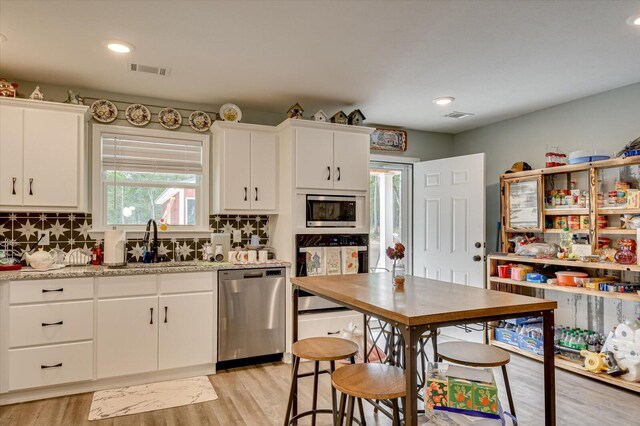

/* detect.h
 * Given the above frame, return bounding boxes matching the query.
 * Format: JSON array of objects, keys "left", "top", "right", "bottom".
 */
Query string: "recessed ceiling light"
[
  {"left": 627, "top": 14, "right": 640, "bottom": 26},
  {"left": 433, "top": 96, "right": 455, "bottom": 106},
  {"left": 0, "top": 33, "right": 7, "bottom": 43},
  {"left": 106, "top": 41, "right": 134, "bottom": 53}
]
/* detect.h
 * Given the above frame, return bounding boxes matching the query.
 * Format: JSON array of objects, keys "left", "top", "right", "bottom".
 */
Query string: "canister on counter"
[
  {"left": 597, "top": 215, "right": 608, "bottom": 229},
  {"left": 580, "top": 215, "right": 590, "bottom": 229},
  {"left": 554, "top": 216, "right": 568, "bottom": 229},
  {"left": 568, "top": 215, "right": 580, "bottom": 230}
]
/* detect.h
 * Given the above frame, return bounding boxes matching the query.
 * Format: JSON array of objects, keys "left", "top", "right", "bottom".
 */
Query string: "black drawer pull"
[
  {"left": 29, "top": 178, "right": 33, "bottom": 195},
  {"left": 41, "top": 363, "right": 62, "bottom": 369},
  {"left": 327, "top": 330, "right": 340, "bottom": 335},
  {"left": 42, "top": 321, "right": 64, "bottom": 327},
  {"left": 164, "top": 306, "right": 168, "bottom": 323},
  {"left": 42, "top": 288, "right": 64, "bottom": 293},
  {"left": 255, "top": 187, "right": 258, "bottom": 202},
  {"left": 150, "top": 307, "right": 154, "bottom": 325},
  {"left": 12, "top": 177, "right": 16, "bottom": 195},
  {"left": 244, "top": 187, "right": 248, "bottom": 201},
  {"left": 327, "top": 166, "right": 331, "bottom": 180},
  {"left": 337, "top": 167, "right": 341, "bottom": 181}
]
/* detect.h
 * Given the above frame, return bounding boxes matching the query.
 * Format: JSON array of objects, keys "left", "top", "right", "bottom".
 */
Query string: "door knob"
[
  {"left": 475, "top": 242, "right": 482, "bottom": 248},
  {"left": 473, "top": 255, "right": 482, "bottom": 262}
]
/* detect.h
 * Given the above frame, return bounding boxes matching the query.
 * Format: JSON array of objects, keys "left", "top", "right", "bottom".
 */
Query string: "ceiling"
[{"left": 1, "top": 0, "right": 639, "bottom": 133}]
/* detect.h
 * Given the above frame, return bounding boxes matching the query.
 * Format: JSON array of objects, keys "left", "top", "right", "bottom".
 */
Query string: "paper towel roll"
[
  {"left": 615, "top": 322, "right": 639, "bottom": 342},
  {"left": 104, "top": 230, "right": 127, "bottom": 266}
]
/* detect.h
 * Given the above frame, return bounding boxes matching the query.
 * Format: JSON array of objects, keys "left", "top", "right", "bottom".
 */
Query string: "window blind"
[{"left": 102, "top": 134, "right": 203, "bottom": 174}]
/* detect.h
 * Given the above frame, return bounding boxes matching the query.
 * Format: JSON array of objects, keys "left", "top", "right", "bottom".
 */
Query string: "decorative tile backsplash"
[{"left": 0, "top": 213, "right": 269, "bottom": 263}]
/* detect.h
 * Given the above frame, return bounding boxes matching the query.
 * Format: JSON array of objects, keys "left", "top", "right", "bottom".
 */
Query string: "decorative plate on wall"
[
  {"left": 188, "top": 110, "right": 212, "bottom": 132},
  {"left": 219, "top": 103, "right": 241, "bottom": 122},
  {"left": 90, "top": 99, "right": 118, "bottom": 123},
  {"left": 125, "top": 104, "right": 151, "bottom": 126},
  {"left": 158, "top": 107, "right": 182, "bottom": 130}
]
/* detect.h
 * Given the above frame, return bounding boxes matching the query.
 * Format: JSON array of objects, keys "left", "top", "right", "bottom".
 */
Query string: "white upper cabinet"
[
  {"left": 0, "top": 98, "right": 89, "bottom": 211},
  {"left": 294, "top": 124, "right": 371, "bottom": 192},
  {"left": 212, "top": 122, "right": 278, "bottom": 213}
]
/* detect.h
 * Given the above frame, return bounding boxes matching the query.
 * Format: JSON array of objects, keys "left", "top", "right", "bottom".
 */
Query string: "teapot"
[{"left": 24, "top": 248, "right": 57, "bottom": 271}]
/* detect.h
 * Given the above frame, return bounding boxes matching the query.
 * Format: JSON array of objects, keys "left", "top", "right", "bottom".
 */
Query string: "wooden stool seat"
[
  {"left": 437, "top": 341, "right": 510, "bottom": 367},
  {"left": 292, "top": 337, "right": 359, "bottom": 361},
  {"left": 332, "top": 363, "right": 406, "bottom": 400}
]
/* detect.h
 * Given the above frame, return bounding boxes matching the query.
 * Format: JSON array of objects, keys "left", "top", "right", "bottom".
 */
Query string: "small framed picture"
[{"left": 370, "top": 128, "right": 407, "bottom": 152}]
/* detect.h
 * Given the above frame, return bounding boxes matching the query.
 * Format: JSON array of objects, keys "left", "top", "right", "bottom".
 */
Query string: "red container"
[
  {"left": 497, "top": 265, "right": 511, "bottom": 278},
  {"left": 555, "top": 271, "right": 588, "bottom": 286}
]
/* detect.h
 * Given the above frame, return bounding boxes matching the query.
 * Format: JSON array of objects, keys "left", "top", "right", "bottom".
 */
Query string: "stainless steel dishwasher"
[{"left": 218, "top": 267, "right": 286, "bottom": 362}]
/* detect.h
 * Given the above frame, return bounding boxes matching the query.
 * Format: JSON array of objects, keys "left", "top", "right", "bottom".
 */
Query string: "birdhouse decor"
[
  {"left": 348, "top": 109, "right": 366, "bottom": 126},
  {"left": 330, "top": 110, "right": 348, "bottom": 125},
  {"left": 311, "top": 109, "right": 328, "bottom": 122},
  {"left": 29, "top": 86, "right": 45, "bottom": 101},
  {"left": 65, "top": 90, "right": 84, "bottom": 105},
  {"left": 287, "top": 102, "right": 304, "bottom": 119}
]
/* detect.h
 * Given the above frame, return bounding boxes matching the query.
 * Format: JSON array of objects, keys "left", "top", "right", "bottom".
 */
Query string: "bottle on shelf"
[{"left": 560, "top": 227, "right": 573, "bottom": 253}]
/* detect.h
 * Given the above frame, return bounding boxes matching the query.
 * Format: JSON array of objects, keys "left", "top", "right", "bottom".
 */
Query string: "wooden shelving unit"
[
  {"left": 490, "top": 340, "right": 640, "bottom": 393},
  {"left": 496, "top": 157, "right": 640, "bottom": 393}
]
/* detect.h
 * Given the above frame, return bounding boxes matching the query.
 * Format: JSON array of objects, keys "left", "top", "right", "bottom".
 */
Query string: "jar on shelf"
[{"left": 614, "top": 239, "right": 637, "bottom": 265}]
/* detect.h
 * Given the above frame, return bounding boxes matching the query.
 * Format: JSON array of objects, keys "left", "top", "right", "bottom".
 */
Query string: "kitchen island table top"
[
  {"left": 290, "top": 273, "right": 557, "bottom": 426},
  {"left": 291, "top": 272, "right": 556, "bottom": 326}
]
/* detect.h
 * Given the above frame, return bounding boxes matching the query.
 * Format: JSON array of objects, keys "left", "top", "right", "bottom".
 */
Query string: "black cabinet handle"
[
  {"left": 11, "top": 177, "right": 16, "bottom": 195},
  {"left": 255, "top": 187, "right": 258, "bottom": 201},
  {"left": 244, "top": 187, "right": 248, "bottom": 201},
  {"left": 41, "top": 363, "right": 62, "bottom": 369},
  {"left": 150, "top": 307, "right": 154, "bottom": 325},
  {"left": 42, "top": 321, "right": 63, "bottom": 327},
  {"left": 29, "top": 178, "right": 33, "bottom": 195},
  {"left": 327, "top": 330, "right": 340, "bottom": 335},
  {"left": 327, "top": 166, "right": 331, "bottom": 180},
  {"left": 42, "top": 288, "right": 64, "bottom": 293},
  {"left": 337, "top": 167, "right": 341, "bottom": 181},
  {"left": 164, "top": 306, "right": 168, "bottom": 323}
]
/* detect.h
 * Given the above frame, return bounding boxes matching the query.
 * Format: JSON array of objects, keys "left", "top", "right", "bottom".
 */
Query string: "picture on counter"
[
  {"left": 370, "top": 128, "right": 407, "bottom": 152},
  {"left": 341, "top": 247, "right": 359, "bottom": 274},
  {"left": 325, "top": 247, "right": 341, "bottom": 275},
  {"left": 305, "top": 247, "right": 325, "bottom": 276}
]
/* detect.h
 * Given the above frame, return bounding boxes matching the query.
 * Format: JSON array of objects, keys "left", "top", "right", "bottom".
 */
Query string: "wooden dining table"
[{"left": 290, "top": 273, "right": 558, "bottom": 426}]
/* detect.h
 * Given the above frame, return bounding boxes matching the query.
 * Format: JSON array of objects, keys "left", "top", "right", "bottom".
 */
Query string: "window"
[{"left": 92, "top": 125, "right": 209, "bottom": 232}]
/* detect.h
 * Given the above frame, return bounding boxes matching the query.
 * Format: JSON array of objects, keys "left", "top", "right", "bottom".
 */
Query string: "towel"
[
  {"left": 341, "top": 247, "right": 359, "bottom": 274},
  {"left": 305, "top": 247, "right": 325, "bottom": 276},
  {"left": 325, "top": 247, "right": 342, "bottom": 275}
]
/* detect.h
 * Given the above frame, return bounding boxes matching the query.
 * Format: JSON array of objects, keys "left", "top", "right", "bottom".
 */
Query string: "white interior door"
[{"left": 413, "top": 153, "right": 485, "bottom": 341}]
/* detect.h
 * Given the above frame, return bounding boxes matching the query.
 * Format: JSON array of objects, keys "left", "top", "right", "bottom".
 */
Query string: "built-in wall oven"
[
  {"left": 295, "top": 234, "right": 368, "bottom": 312},
  {"left": 306, "top": 195, "right": 357, "bottom": 228}
]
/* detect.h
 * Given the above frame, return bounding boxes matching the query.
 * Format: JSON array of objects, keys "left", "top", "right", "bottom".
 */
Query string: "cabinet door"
[
  {"left": 333, "top": 131, "right": 370, "bottom": 191},
  {"left": 0, "top": 105, "right": 24, "bottom": 206},
  {"left": 97, "top": 296, "right": 158, "bottom": 378},
  {"left": 295, "top": 127, "right": 334, "bottom": 190},
  {"left": 250, "top": 131, "right": 277, "bottom": 210},
  {"left": 222, "top": 129, "right": 251, "bottom": 210},
  {"left": 158, "top": 292, "right": 214, "bottom": 370},
  {"left": 23, "top": 109, "right": 80, "bottom": 207}
]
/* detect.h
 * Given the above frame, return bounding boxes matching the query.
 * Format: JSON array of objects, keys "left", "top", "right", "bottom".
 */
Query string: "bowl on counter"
[{"left": 555, "top": 271, "right": 588, "bottom": 286}]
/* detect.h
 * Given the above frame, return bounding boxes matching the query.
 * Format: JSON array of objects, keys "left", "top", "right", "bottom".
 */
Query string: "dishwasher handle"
[{"left": 243, "top": 271, "right": 264, "bottom": 279}]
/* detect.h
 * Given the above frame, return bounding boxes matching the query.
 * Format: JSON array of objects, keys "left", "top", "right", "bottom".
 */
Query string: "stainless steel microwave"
[{"left": 306, "top": 195, "right": 357, "bottom": 227}]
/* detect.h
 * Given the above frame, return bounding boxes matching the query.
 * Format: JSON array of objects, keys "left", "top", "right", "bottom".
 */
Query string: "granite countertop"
[{"left": 0, "top": 261, "right": 291, "bottom": 281}]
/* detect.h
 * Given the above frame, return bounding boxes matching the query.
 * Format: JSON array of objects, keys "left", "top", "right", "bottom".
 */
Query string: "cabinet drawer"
[
  {"left": 10, "top": 278, "right": 93, "bottom": 304},
  {"left": 9, "top": 341, "right": 93, "bottom": 391},
  {"left": 159, "top": 272, "right": 213, "bottom": 294},
  {"left": 97, "top": 275, "right": 156, "bottom": 298},
  {"left": 298, "top": 311, "right": 364, "bottom": 340},
  {"left": 9, "top": 300, "right": 94, "bottom": 347}
]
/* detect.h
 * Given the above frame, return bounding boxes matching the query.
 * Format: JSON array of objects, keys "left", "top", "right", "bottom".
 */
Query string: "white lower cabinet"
[
  {"left": 298, "top": 310, "right": 364, "bottom": 340},
  {"left": 9, "top": 341, "right": 93, "bottom": 391},
  {"left": 159, "top": 293, "right": 214, "bottom": 370},
  {"left": 97, "top": 296, "right": 159, "bottom": 378}
]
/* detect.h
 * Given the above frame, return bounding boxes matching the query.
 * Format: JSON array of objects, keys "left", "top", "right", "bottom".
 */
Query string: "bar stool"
[
  {"left": 436, "top": 341, "right": 516, "bottom": 416},
  {"left": 284, "top": 337, "right": 365, "bottom": 426},
  {"left": 332, "top": 363, "right": 406, "bottom": 426}
]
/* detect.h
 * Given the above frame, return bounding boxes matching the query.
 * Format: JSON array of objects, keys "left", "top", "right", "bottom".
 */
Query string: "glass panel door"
[{"left": 369, "top": 161, "right": 413, "bottom": 274}]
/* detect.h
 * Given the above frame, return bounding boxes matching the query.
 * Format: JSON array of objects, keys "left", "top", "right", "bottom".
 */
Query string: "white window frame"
[{"left": 91, "top": 124, "right": 210, "bottom": 234}]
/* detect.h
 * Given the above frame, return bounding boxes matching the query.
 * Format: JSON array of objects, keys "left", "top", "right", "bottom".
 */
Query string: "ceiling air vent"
[
  {"left": 444, "top": 111, "right": 475, "bottom": 119},
  {"left": 127, "top": 62, "right": 172, "bottom": 77}
]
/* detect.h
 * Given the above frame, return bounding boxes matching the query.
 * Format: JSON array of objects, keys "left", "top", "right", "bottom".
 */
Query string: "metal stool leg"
[
  {"left": 357, "top": 398, "right": 366, "bottom": 426},
  {"left": 311, "top": 360, "right": 320, "bottom": 426},
  {"left": 391, "top": 399, "right": 400, "bottom": 426},
  {"left": 337, "top": 392, "right": 346, "bottom": 426},
  {"left": 330, "top": 360, "right": 338, "bottom": 425},
  {"left": 501, "top": 364, "right": 516, "bottom": 417},
  {"left": 284, "top": 355, "right": 300, "bottom": 426},
  {"left": 346, "top": 396, "right": 355, "bottom": 426}
]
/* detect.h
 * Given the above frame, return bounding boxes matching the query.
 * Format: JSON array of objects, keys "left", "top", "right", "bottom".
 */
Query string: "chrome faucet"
[{"left": 142, "top": 219, "right": 158, "bottom": 263}]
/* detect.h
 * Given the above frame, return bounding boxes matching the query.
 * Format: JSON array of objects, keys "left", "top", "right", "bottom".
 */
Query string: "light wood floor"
[{"left": 1, "top": 353, "right": 638, "bottom": 425}]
